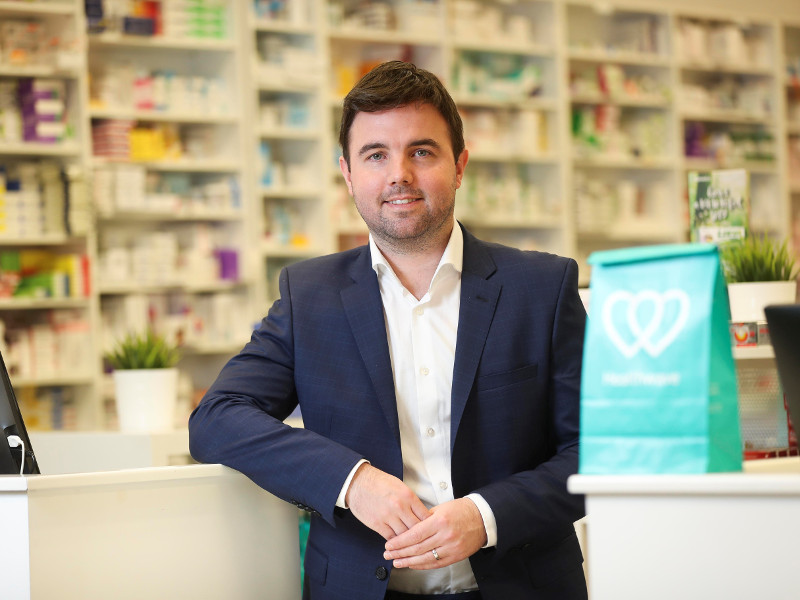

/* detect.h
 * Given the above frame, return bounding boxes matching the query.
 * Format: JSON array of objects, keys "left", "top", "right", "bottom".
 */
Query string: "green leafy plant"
[
  {"left": 105, "top": 330, "right": 180, "bottom": 370},
  {"left": 720, "top": 233, "right": 799, "bottom": 283}
]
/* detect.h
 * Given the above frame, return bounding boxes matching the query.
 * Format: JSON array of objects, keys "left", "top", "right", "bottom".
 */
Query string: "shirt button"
[
  {"left": 375, "top": 566, "right": 388, "bottom": 580},
  {"left": 439, "top": 481, "right": 448, "bottom": 490},
  {"left": 414, "top": 307, "right": 424, "bottom": 316},
  {"left": 420, "top": 367, "right": 429, "bottom": 376},
  {"left": 426, "top": 427, "right": 435, "bottom": 437}
]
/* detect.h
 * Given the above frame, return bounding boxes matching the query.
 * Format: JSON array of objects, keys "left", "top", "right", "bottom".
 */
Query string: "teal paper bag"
[{"left": 579, "top": 244, "right": 742, "bottom": 474}]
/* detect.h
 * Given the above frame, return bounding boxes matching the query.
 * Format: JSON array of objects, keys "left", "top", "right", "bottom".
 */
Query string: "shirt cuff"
[
  {"left": 336, "top": 459, "right": 369, "bottom": 509},
  {"left": 465, "top": 493, "right": 498, "bottom": 548}
]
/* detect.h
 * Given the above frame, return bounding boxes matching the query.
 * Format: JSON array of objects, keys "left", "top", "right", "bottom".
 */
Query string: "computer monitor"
[
  {"left": 764, "top": 303, "right": 800, "bottom": 430},
  {"left": 0, "top": 350, "right": 39, "bottom": 475}
]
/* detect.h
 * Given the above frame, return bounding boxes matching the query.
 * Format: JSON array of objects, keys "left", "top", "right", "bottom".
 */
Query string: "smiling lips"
[{"left": 386, "top": 197, "right": 419, "bottom": 205}]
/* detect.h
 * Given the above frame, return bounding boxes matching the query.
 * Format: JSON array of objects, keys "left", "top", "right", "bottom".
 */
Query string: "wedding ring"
[{"left": 431, "top": 548, "right": 441, "bottom": 560}]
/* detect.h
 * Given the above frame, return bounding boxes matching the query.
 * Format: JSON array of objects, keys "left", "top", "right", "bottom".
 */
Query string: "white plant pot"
[
  {"left": 113, "top": 368, "right": 178, "bottom": 432},
  {"left": 727, "top": 281, "right": 797, "bottom": 323}
]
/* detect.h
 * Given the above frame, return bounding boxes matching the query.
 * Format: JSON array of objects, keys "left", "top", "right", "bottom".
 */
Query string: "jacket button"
[{"left": 375, "top": 566, "right": 388, "bottom": 580}]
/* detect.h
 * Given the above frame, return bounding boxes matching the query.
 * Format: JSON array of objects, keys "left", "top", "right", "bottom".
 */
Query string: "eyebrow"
[{"left": 356, "top": 138, "right": 442, "bottom": 157}]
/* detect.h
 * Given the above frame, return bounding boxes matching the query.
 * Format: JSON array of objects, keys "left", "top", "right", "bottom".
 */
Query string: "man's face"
[{"left": 339, "top": 103, "right": 468, "bottom": 253}]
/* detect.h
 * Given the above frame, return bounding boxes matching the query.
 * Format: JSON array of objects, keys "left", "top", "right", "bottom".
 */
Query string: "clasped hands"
[{"left": 345, "top": 464, "right": 487, "bottom": 570}]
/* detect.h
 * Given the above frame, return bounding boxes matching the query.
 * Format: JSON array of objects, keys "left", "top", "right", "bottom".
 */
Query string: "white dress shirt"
[{"left": 337, "top": 224, "right": 497, "bottom": 594}]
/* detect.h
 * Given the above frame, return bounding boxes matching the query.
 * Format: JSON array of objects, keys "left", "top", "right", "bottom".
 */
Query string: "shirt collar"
[{"left": 369, "top": 221, "right": 463, "bottom": 280}]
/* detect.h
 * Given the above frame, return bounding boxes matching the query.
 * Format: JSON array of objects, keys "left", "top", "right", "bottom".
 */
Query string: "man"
[{"left": 189, "top": 60, "right": 587, "bottom": 600}]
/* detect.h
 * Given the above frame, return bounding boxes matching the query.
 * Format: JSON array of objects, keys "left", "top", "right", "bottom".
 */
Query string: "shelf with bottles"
[
  {"left": 675, "top": 15, "right": 775, "bottom": 74},
  {"left": 461, "top": 104, "right": 559, "bottom": 164},
  {"left": 253, "top": 14, "right": 322, "bottom": 89},
  {"left": 678, "top": 69, "right": 776, "bottom": 124},
  {"left": 572, "top": 168, "right": 682, "bottom": 244},
  {"left": 100, "top": 290, "right": 253, "bottom": 367},
  {"left": 569, "top": 59, "right": 671, "bottom": 109},
  {"left": 327, "top": 0, "right": 442, "bottom": 42},
  {"left": 92, "top": 163, "right": 242, "bottom": 220},
  {"left": 457, "top": 160, "right": 563, "bottom": 237},
  {"left": 256, "top": 88, "right": 321, "bottom": 140},
  {"left": 85, "top": 0, "right": 235, "bottom": 45},
  {"left": 253, "top": 0, "right": 315, "bottom": 34},
  {"left": 571, "top": 102, "right": 673, "bottom": 166},
  {"left": 261, "top": 195, "right": 326, "bottom": 258},
  {"left": 565, "top": 3, "right": 670, "bottom": 64},
  {"left": 0, "top": 75, "right": 85, "bottom": 155},
  {"left": 683, "top": 121, "right": 777, "bottom": 171},
  {"left": 0, "top": 0, "right": 84, "bottom": 70},
  {"left": 95, "top": 222, "right": 243, "bottom": 295}
]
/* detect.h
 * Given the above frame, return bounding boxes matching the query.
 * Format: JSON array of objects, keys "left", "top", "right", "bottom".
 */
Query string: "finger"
[
  {"left": 391, "top": 546, "right": 453, "bottom": 570},
  {"left": 384, "top": 517, "right": 437, "bottom": 552},
  {"left": 383, "top": 531, "right": 439, "bottom": 560}
]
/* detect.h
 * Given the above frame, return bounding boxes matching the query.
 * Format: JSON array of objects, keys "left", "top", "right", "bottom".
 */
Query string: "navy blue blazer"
[{"left": 189, "top": 225, "right": 587, "bottom": 600}]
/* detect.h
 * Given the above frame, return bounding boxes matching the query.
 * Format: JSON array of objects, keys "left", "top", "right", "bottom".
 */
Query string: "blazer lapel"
[
  {"left": 451, "top": 228, "right": 500, "bottom": 451},
  {"left": 340, "top": 247, "right": 401, "bottom": 446}
]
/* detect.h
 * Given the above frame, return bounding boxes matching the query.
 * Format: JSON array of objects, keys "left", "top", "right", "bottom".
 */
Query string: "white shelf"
[
  {"left": 453, "top": 94, "right": 558, "bottom": 111},
  {"left": 89, "top": 108, "right": 239, "bottom": 124},
  {"left": 98, "top": 210, "right": 243, "bottom": 223},
  {"left": 571, "top": 94, "right": 670, "bottom": 108},
  {"left": 259, "top": 186, "right": 323, "bottom": 199},
  {"left": 573, "top": 155, "right": 675, "bottom": 170},
  {"left": 733, "top": 345, "right": 775, "bottom": 360},
  {"left": 452, "top": 40, "right": 555, "bottom": 57},
  {"left": 262, "top": 244, "right": 323, "bottom": 258},
  {"left": 0, "top": 234, "right": 85, "bottom": 246},
  {"left": 0, "top": 297, "right": 90, "bottom": 310},
  {"left": 678, "top": 61, "right": 774, "bottom": 77},
  {"left": 468, "top": 151, "right": 559, "bottom": 165},
  {"left": 92, "top": 157, "right": 240, "bottom": 173},
  {"left": 12, "top": 374, "right": 95, "bottom": 388},
  {"left": 680, "top": 110, "right": 774, "bottom": 124},
  {"left": 0, "top": 64, "right": 81, "bottom": 78},
  {"left": 460, "top": 215, "right": 563, "bottom": 230},
  {"left": 0, "top": 141, "right": 81, "bottom": 157},
  {"left": 682, "top": 158, "right": 777, "bottom": 173},
  {"left": 258, "top": 127, "right": 320, "bottom": 141},
  {"left": 98, "top": 280, "right": 247, "bottom": 295},
  {"left": 328, "top": 28, "right": 440, "bottom": 46},
  {"left": 0, "top": 1, "right": 75, "bottom": 16},
  {"left": 88, "top": 32, "right": 236, "bottom": 52},
  {"left": 567, "top": 48, "right": 671, "bottom": 67},
  {"left": 253, "top": 18, "right": 315, "bottom": 35}
]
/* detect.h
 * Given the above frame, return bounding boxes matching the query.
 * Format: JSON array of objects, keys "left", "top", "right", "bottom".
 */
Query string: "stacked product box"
[
  {"left": 162, "top": 0, "right": 228, "bottom": 39},
  {"left": 18, "top": 79, "right": 68, "bottom": 144},
  {"left": 92, "top": 119, "right": 134, "bottom": 159}
]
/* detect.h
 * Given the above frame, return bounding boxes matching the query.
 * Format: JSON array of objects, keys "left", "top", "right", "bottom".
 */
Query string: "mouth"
[{"left": 384, "top": 197, "right": 421, "bottom": 206}]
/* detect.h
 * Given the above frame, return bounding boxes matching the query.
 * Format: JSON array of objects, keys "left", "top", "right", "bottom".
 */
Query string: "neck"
[{"left": 374, "top": 221, "right": 454, "bottom": 300}]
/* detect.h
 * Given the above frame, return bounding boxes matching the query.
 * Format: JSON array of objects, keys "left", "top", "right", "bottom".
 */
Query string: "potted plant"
[
  {"left": 106, "top": 330, "right": 181, "bottom": 432},
  {"left": 720, "top": 233, "right": 798, "bottom": 323}
]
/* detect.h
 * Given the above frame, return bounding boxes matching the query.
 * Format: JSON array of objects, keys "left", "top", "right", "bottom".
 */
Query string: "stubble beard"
[{"left": 353, "top": 185, "right": 456, "bottom": 256}]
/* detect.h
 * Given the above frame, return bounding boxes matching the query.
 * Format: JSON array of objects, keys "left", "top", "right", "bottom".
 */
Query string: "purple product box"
[{"left": 215, "top": 248, "right": 239, "bottom": 281}]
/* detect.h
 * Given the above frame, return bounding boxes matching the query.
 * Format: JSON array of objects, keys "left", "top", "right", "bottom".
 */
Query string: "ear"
[
  {"left": 454, "top": 148, "right": 469, "bottom": 189},
  {"left": 339, "top": 155, "right": 354, "bottom": 196}
]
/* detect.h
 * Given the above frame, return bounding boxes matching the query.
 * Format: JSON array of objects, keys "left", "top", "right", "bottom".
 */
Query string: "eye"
[
  {"left": 413, "top": 149, "right": 431, "bottom": 157},
  {"left": 367, "top": 152, "right": 384, "bottom": 161}
]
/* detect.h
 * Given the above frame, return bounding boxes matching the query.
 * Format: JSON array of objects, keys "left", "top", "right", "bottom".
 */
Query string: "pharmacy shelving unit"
[
  {"left": 248, "top": 0, "right": 330, "bottom": 305},
  {"left": 564, "top": 2, "right": 682, "bottom": 285},
  {"left": 449, "top": 0, "right": 569, "bottom": 256},
  {"left": 0, "top": 0, "right": 102, "bottom": 429},
  {"left": 783, "top": 22, "right": 800, "bottom": 252},
  {"left": 674, "top": 11, "right": 785, "bottom": 243},
  {"left": 85, "top": 1, "right": 258, "bottom": 424},
  {"left": 323, "top": 0, "right": 447, "bottom": 262}
]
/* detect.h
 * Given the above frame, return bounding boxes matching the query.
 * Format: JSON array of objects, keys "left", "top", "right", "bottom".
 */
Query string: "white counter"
[
  {"left": 0, "top": 464, "right": 301, "bottom": 599},
  {"left": 29, "top": 430, "right": 191, "bottom": 474},
  {"left": 569, "top": 458, "right": 800, "bottom": 600}
]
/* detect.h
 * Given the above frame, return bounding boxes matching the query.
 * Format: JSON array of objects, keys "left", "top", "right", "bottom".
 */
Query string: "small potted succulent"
[
  {"left": 106, "top": 330, "right": 181, "bottom": 432},
  {"left": 720, "top": 233, "right": 798, "bottom": 322}
]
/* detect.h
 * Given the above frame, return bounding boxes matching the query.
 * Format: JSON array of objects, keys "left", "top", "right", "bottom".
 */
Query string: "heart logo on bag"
[{"left": 601, "top": 289, "right": 691, "bottom": 358}]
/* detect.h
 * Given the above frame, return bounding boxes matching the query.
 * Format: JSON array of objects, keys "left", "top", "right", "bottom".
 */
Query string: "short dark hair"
[{"left": 339, "top": 61, "right": 465, "bottom": 168}]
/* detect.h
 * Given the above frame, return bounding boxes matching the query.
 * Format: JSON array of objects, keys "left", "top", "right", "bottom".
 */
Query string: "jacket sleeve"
[
  {"left": 473, "top": 258, "right": 586, "bottom": 555},
  {"left": 188, "top": 266, "right": 364, "bottom": 526}
]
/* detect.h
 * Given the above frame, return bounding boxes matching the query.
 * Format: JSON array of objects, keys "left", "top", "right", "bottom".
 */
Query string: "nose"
[{"left": 387, "top": 155, "right": 413, "bottom": 186}]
